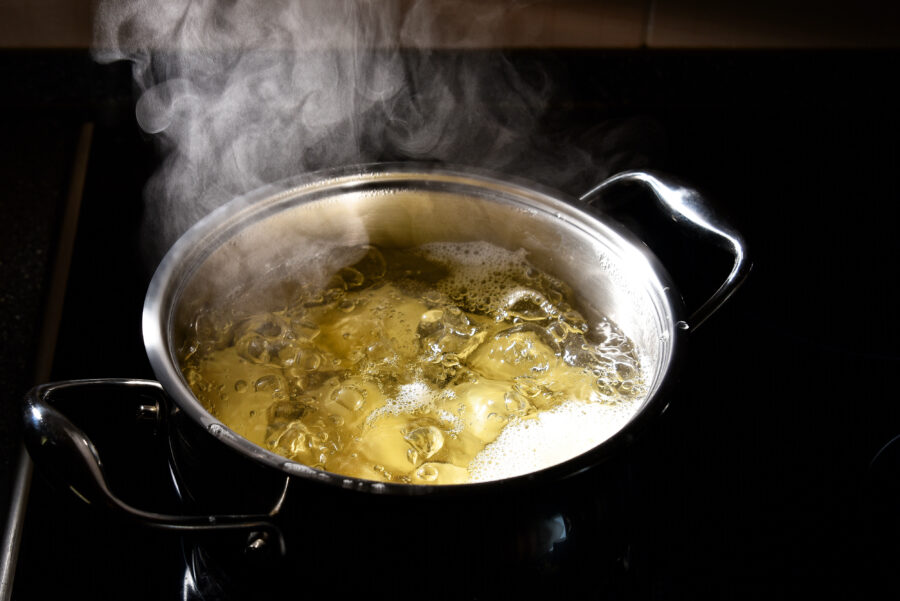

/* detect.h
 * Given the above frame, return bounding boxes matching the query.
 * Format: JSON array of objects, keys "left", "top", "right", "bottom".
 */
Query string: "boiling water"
[{"left": 179, "top": 242, "right": 645, "bottom": 484}]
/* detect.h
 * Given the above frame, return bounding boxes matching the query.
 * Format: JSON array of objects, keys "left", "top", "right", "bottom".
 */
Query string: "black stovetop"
[{"left": 4, "top": 49, "right": 900, "bottom": 600}]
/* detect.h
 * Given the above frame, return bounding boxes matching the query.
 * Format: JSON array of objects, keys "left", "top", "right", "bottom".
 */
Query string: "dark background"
[{"left": 2, "top": 48, "right": 900, "bottom": 598}]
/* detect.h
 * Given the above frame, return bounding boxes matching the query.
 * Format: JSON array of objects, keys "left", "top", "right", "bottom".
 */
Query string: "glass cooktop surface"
[{"left": 4, "top": 49, "right": 900, "bottom": 600}]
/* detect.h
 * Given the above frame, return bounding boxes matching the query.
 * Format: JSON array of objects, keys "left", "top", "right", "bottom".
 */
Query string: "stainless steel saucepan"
[{"left": 23, "top": 164, "right": 750, "bottom": 554}]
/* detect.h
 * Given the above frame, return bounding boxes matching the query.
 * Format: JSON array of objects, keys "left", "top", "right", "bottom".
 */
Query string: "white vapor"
[{"left": 93, "top": 0, "right": 650, "bottom": 261}]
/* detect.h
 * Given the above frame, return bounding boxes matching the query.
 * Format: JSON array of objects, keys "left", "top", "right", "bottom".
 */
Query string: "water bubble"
[
  {"left": 421, "top": 309, "right": 444, "bottom": 324},
  {"left": 284, "top": 349, "right": 322, "bottom": 373},
  {"left": 325, "top": 274, "right": 348, "bottom": 291},
  {"left": 615, "top": 362, "right": 636, "bottom": 381},
  {"left": 514, "top": 379, "right": 541, "bottom": 398},
  {"left": 309, "top": 287, "right": 331, "bottom": 306},
  {"left": 192, "top": 310, "right": 236, "bottom": 351},
  {"left": 415, "top": 463, "right": 439, "bottom": 482},
  {"left": 595, "top": 379, "right": 615, "bottom": 397},
  {"left": 256, "top": 320, "right": 282, "bottom": 338},
  {"left": 403, "top": 425, "right": 444, "bottom": 459},
  {"left": 266, "top": 421, "right": 311, "bottom": 458},
  {"left": 504, "top": 391, "right": 532, "bottom": 416},
  {"left": 422, "top": 290, "right": 442, "bottom": 305},
  {"left": 617, "top": 380, "right": 635, "bottom": 394},
  {"left": 547, "top": 322, "right": 568, "bottom": 344},
  {"left": 267, "top": 399, "right": 309, "bottom": 423},
  {"left": 234, "top": 380, "right": 247, "bottom": 392},
  {"left": 276, "top": 344, "right": 302, "bottom": 367},
  {"left": 561, "top": 337, "right": 596, "bottom": 368},
  {"left": 329, "top": 385, "right": 366, "bottom": 412},
  {"left": 338, "top": 266, "right": 365, "bottom": 289},
  {"left": 419, "top": 306, "right": 485, "bottom": 363},
  {"left": 416, "top": 462, "right": 467, "bottom": 484},
  {"left": 306, "top": 352, "right": 325, "bottom": 371},
  {"left": 255, "top": 374, "right": 286, "bottom": 393},
  {"left": 469, "top": 324, "right": 556, "bottom": 379},
  {"left": 236, "top": 335, "right": 270, "bottom": 364},
  {"left": 501, "top": 289, "right": 554, "bottom": 322}
]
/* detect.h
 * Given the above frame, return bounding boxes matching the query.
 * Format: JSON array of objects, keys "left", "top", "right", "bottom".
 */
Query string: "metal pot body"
[{"left": 144, "top": 165, "right": 690, "bottom": 492}]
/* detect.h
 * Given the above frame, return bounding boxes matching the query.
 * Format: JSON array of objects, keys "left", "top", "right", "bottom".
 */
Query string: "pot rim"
[{"left": 142, "top": 162, "right": 688, "bottom": 496}]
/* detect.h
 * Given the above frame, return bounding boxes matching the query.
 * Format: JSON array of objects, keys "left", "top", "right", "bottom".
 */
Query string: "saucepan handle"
[
  {"left": 580, "top": 170, "right": 751, "bottom": 330},
  {"left": 22, "top": 378, "right": 285, "bottom": 555}
]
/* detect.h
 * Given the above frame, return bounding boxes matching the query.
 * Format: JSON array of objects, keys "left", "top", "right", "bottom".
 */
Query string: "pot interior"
[{"left": 148, "top": 168, "right": 682, "bottom": 484}]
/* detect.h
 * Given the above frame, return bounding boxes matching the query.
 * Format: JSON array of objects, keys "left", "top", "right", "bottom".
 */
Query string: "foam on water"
[
  {"left": 421, "top": 240, "right": 528, "bottom": 269},
  {"left": 418, "top": 242, "right": 546, "bottom": 312},
  {"left": 365, "top": 380, "right": 461, "bottom": 431},
  {"left": 393, "top": 381, "right": 433, "bottom": 411},
  {"left": 468, "top": 399, "right": 637, "bottom": 482}
]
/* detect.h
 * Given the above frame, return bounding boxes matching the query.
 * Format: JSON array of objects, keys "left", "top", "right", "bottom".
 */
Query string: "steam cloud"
[{"left": 94, "top": 0, "right": 652, "bottom": 262}]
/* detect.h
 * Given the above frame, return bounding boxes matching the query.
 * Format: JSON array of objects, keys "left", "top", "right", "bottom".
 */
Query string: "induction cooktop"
[{"left": 3, "top": 49, "right": 900, "bottom": 600}]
